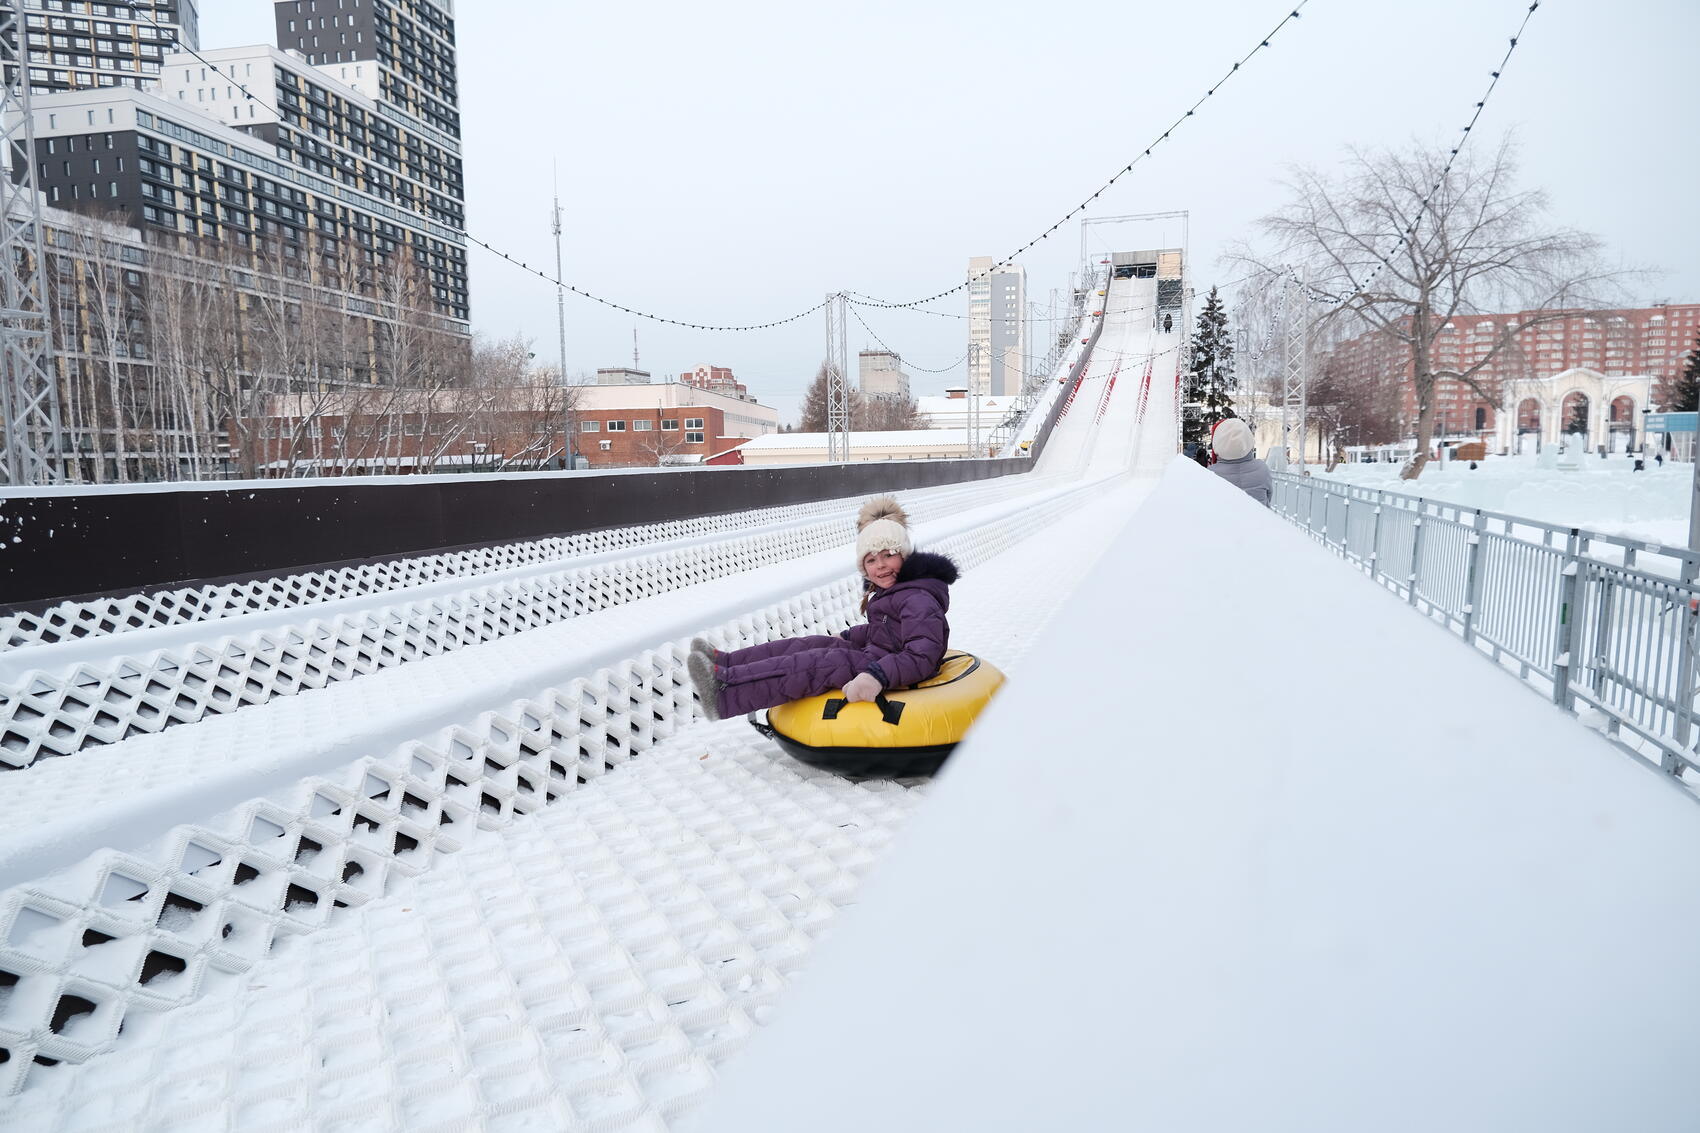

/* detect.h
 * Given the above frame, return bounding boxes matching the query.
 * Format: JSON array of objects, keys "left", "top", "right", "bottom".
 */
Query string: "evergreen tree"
[
  {"left": 1670, "top": 332, "right": 1700, "bottom": 412},
  {"left": 1187, "top": 286, "right": 1235, "bottom": 444},
  {"left": 1566, "top": 396, "right": 1589, "bottom": 434}
]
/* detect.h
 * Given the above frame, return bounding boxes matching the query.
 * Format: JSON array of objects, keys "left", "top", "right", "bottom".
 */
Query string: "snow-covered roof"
[{"left": 734, "top": 429, "right": 968, "bottom": 451}]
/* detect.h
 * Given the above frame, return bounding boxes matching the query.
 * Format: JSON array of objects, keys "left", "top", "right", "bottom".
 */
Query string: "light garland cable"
[
  {"left": 116, "top": 0, "right": 828, "bottom": 332},
  {"left": 852, "top": 3, "right": 1312, "bottom": 311},
  {"left": 117, "top": 0, "right": 1306, "bottom": 333},
  {"left": 1301, "top": 1, "right": 1543, "bottom": 307}
]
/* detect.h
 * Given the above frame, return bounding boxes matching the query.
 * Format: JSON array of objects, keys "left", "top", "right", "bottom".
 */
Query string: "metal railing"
[{"left": 1272, "top": 473, "right": 1700, "bottom": 791}]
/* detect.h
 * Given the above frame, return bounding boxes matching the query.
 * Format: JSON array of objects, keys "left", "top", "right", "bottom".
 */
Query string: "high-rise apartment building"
[
  {"left": 3, "top": 0, "right": 194, "bottom": 94},
  {"left": 274, "top": 0, "right": 459, "bottom": 139},
  {"left": 967, "top": 255, "right": 1025, "bottom": 397},
  {"left": 3, "top": 0, "right": 471, "bottom": 481}
]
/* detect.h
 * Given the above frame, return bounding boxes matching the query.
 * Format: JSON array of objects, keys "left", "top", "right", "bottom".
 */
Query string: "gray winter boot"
[{"left": 686, "top": 651, "right": 722, "bottom": 722}]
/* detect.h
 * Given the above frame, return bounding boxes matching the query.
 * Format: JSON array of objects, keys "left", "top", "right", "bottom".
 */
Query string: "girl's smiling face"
[{"left": 862, "top": 548, "right": 903, "bottom": 589}]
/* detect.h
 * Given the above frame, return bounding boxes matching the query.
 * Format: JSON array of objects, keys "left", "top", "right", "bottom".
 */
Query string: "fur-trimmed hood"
[{"left": 895, "top": 550, "right": 959, "bottom": 586}]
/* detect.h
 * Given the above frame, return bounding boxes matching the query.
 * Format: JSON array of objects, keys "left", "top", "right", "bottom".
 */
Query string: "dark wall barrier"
[{"left": 0, "top": 457, "right": 1032, "bottom": 613}]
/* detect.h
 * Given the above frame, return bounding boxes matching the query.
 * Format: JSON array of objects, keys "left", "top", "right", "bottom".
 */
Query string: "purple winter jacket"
[{"left": 715, "top": 551, "right": 959, "bottom": 718}]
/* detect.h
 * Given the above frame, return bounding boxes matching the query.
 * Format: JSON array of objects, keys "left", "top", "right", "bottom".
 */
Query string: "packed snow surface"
[{"left": 692, "top": 458, "right": 1700, "bottom": 1133}]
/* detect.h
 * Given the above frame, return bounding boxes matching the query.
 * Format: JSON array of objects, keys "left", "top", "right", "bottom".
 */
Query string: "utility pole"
[
  {"left": 968, "top": 342, "right": 981, "bottom": 458},
  {"left": 551, "top": 168, "right": 569, "bottom": 469},
  {"left": 0, "top": 0, "right": 62, "bottom": 485},
  {"left": 824, "top": 292, "right": 850, "bottom": 462}
]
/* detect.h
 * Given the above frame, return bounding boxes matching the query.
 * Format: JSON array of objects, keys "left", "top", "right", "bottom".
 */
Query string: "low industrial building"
[{"left": 706, "top": 430, "right": 970, "bottom": 466}]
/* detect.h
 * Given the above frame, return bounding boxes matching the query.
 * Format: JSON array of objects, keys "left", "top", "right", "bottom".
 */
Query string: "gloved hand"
[{"left": 843, "top": 672, "right": 882, "bottom": 703}]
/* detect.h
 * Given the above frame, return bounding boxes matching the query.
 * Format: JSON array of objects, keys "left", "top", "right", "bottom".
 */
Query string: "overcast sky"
[{"left": 204, "top": 0, "right": 1698, "bottom": 424}]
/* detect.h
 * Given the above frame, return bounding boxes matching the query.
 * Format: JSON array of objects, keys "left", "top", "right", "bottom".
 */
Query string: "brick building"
[
  {"left": 1324, "top": 303, "right": 1700, "bottom": 440},
  {"left": 573, "top": 381, "right": 777, "bottom": 468},
  {"left": 247, "top": 379, "right": 780, "bottom": 474}
]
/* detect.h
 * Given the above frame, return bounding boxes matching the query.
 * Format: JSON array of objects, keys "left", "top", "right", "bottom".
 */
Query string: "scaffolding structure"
[
  {"left": 824, "top": 292, "right": 850, "bottom": 462},
  {"left": 0, "top": 0, "right": 61, "bottom": 485}
]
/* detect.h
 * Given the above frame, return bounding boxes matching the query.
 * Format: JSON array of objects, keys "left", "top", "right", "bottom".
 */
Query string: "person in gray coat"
[{"left": 1209, "top": 417, "right": 1272, "bottom": 506}]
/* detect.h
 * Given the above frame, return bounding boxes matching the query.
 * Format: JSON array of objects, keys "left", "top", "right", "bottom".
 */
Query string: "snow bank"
[
  {"left": 1318, "top": 453, "right": 1693, "bottom": 546},
  {"left": 689, "top": 456, "right": 1700, "bottom": 1133}
]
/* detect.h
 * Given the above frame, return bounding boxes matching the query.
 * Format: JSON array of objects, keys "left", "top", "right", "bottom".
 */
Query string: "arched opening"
[
  {"left": 1561, "top": 392, "right": 1591, "bottom": 447},
  {"left": 1516, "top": 398, "right": 1541, "bottom": 455},
  {"left": 1609, "top": 395, "right": 1636, "bottom": 452}
]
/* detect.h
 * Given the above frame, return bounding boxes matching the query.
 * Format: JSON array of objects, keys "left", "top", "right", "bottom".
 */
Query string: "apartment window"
[
  {"left": 660, "top": 419, "right": 678, "bottom": 431},
  {"left": 580, "top": 420, "right": 599, "bottom": 432},
  {"left": 632, "top": 419, "right": 653, "bottom": 431},
  {"left": 684, "top": 417, "right": 704, "bottom": 430},
  {"left": 685, "top": 431, "right": 705, "bottom": 443},
  {"left": 605, "top": 420, "right": 625, "bottom": 432}
]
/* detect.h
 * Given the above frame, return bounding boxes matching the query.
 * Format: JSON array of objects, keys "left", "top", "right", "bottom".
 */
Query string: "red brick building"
[
  {"left": 1324, "top": 303, "right": 1700, "bottom": 440},
  {"left": 246, "top": 380, "right": 779, "bottom": 475}
]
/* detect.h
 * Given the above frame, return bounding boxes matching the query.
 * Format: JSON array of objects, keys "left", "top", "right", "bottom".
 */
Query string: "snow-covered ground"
[{"left": 1310, "top": 452, "right": 1692, "bottom": 547}]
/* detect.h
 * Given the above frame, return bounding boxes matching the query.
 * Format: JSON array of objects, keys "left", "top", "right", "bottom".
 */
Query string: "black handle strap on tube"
[{"left": 822, "top": 693, "right": 905, "bottom": 726}]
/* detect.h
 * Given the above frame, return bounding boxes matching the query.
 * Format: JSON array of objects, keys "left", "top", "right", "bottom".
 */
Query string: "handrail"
[{"left": 1270, "top": 471, "right": 1700, "bottom": 791}]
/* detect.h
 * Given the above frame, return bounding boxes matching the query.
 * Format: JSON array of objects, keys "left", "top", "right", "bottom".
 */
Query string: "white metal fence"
[{"left": 1272, "top": 473, "right": 1700, "bottom": 792}]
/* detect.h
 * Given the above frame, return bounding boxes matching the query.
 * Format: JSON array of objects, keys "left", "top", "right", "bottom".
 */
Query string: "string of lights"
[
  {"left": 116, "top": 0, "right": 1307, "bottom": 334},
  {"left": 1298, "top": 1, "right": 1543, "bottom": 308},
  {"left": 845, "top": 290, "right": 1158, "bottom": 325},
  {"left": 850, "top": 3, "right": 1312, "bottom": 312},
  {"left": 115, "top": 0, "right": 829, "bottom": 332}
]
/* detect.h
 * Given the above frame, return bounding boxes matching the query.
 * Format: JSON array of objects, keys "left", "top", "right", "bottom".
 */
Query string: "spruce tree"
[
  {"left": 1671, "top": 332, "right": 1700, "bottom": 412},
  {"left": 1188, "top": 286, "right": 1235, "bottom": 444}
]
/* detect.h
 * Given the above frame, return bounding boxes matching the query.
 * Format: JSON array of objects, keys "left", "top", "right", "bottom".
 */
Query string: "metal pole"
[
  {"left": 551, "top": 176, "right": 568, "bottom": 468},
  {"left": 1688, "top": 436, "right": 1700, "bottom": 557},
  {"left": 968, "top": 342, "right": 980, "bottom": 458}
]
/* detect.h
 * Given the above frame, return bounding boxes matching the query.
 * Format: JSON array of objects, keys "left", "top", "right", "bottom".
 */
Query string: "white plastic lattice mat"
[{"left": 0, "top": 473, "right": 1153, "bottom": 1123}]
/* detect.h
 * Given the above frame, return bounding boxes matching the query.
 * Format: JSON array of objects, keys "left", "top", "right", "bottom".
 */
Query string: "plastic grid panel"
[
  {"left": 0, "top": 488, "right": 1090, "bottom": 1094},
  {"left": 2, "top": 475, "right": 1046, "bottom": 772},
  {"left": 0, "top": 736, "right": 926, "bottom": 1133}
]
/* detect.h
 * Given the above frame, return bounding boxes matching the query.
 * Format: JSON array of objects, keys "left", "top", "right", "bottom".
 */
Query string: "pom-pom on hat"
[
  {"left": 1211, "top": 417, "right": 1255, "bottom": 461},
  {"left": 855, "top": 495, "right": 912, "bottom": 571}
]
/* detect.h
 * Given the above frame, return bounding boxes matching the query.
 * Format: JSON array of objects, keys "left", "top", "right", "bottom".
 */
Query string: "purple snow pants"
[{"left": 714, "top": 635, "right": 871, "bottom": 718}]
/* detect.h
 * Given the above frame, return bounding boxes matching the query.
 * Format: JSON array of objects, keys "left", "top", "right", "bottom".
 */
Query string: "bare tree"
[
  {"left": 798, "top": 361, "right": 864, "bottom": 432},
  {"left": 1232, "top": 135, "right": 1622, "bottom": 479},
  {"left": 860, "top": 393, "right": 925, "bottom": 431}
]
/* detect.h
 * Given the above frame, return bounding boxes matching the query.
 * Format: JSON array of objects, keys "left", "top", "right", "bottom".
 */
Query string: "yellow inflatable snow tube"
[{"left": 752, "top": 651, "right": 1005, "bottom": 778}]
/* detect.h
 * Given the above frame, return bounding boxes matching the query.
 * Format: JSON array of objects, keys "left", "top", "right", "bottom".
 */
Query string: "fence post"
[
  {"left": 1369, "top": 492, "right": 1384, "bottom": 582},
  {"left": 1407, "top": 508, "right": 1426, "bottom": 607},
  {"left": 1552, "top": 528, "right": 1583, "bottom": 711},
  {"left": 1675, "top": 559, "right": 1699, "bottom": 752},
  {"left": 1461, "top": 510, "right": 1486, "bottom": 645}
]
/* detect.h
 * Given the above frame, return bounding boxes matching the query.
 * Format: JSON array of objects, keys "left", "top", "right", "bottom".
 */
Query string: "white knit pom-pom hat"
[{"left": 854, "top": 495, "right": 912, "bottom": 570}]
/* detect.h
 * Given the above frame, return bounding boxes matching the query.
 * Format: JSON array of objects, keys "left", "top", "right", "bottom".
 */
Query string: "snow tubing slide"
[{"left": 751, "top": 651, "right": 1005, "bottom": 778}]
